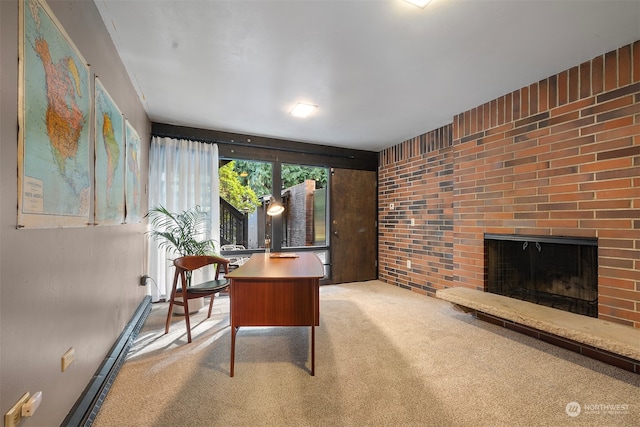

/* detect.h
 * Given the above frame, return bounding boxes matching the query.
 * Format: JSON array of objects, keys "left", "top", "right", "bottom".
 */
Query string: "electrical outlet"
[
  {"left": 139, "top": 275, "right": 150, "bottom": 286},
  {"left": 407, "top": 260, "right": 412, "bottom": 269},
  {"left": 61, "top": 348, "right": 75, "bottom": 372},
  {"left": 4, "top": 392, "right": 30, "bottom": 427}
]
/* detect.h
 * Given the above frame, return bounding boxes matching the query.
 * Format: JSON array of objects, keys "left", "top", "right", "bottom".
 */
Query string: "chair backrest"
[{"left": 174, "top": 255, "right": 229, "bottom": 278}]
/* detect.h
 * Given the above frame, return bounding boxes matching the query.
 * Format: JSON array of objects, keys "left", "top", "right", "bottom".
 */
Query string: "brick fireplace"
[{"left": 378, "top": 40, "right": 640, "bottom": 329}]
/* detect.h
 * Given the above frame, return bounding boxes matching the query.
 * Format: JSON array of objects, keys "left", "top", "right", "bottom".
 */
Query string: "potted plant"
[{"left": 147, "top": 205, "right": 218, "bottom": 313}]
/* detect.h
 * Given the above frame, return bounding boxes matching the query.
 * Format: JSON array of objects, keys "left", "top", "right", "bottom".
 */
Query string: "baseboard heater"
[{"left": 61, "top": 295, "right": 152, "bottom": 427}]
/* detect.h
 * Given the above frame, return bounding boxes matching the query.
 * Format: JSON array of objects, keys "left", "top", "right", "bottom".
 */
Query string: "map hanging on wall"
[
  {"left": 18, "top": 0, "right": 91, "bottom": 228},
  {"left": 94, "top": 77, "right": 125, "bottom": 225},
  {"left": 125, "top": 120, "right": 142, "bottom": 223}
]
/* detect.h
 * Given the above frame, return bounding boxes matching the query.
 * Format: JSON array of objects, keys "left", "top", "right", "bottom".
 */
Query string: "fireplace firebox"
[{"left": 485, "top": 234, "right": 598, "bottom": 317}]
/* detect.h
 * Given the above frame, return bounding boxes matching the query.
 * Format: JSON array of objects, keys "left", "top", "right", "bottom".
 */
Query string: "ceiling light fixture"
[
  {"left": 404, "top": 0, "right": 432, "bottom": 8},
  {"left": 290, "top": 102, "right": 317, "bottom": 118}
]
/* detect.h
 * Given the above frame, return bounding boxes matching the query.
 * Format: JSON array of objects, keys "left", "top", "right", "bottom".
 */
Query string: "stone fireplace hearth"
[{"left": 485, "top": 234, "right": 598, "bottom": 317}]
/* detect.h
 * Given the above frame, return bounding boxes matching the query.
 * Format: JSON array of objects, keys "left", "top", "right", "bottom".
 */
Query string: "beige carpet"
[{"left": 94, "top": 281, "right": 639, "bottom": 427}]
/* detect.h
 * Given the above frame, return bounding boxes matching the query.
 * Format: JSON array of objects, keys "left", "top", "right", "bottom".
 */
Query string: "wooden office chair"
[{"left": 165, "top": 255, "right": 230, "bottom": 343}]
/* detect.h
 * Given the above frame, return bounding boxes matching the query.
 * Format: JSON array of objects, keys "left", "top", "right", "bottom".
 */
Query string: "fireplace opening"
[{"left": 485, "top": 234, "right": 598, "bottom": 318}]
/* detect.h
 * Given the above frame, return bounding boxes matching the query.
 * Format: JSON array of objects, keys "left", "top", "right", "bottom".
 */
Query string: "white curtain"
[{"left": 147, "top": 136, "right": 220, "bottom": 302}]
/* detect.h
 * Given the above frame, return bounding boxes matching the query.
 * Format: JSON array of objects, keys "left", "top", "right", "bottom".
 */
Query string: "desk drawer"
[{"left": 230, "top": 279, "right": 319, "bottom": 326}]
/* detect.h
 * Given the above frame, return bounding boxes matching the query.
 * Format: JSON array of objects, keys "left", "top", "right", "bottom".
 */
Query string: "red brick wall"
[
  {"left": 379, "top": 126, "right": 454, "bottom": 294},
  {"left": 379, "top": 41, "right": 640, "bottom": 328},
  {"left": 284, "top": 180, "right": 315, "bottom": 246}
]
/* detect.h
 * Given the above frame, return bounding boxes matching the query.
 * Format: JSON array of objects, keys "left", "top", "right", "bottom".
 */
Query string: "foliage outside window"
[
  {"left": 219, "top": 161, "right": 261, "bottom": 213},
  {"left": 282, "top": 164, "right": 327, "bottom": 190}
]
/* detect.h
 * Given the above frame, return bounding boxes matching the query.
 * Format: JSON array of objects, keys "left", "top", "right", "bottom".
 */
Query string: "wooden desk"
[{"left": 226, "top": 252, "right": 324, "bottom": 377}]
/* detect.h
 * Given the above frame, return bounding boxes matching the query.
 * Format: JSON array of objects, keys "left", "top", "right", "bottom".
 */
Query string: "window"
[
  {"left": 219, "top": 159, "right": 328, "bottom": 252},
  {"left": 219, "top": 159, "right": 271, "bottom": 250},
  {"left": 280, "top": 163, "right": 328, "bottom": 249}
]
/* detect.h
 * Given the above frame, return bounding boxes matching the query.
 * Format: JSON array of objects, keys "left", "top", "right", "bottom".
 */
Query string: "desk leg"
[
  {"left": 311, "top": 324, "right": 315, "bottom": 376},
  {"left": 311, "top": 282, "right": 316, "bottom": 376},
  {"left": 231, "top": 326, "right": 237, "bottom": 377}
]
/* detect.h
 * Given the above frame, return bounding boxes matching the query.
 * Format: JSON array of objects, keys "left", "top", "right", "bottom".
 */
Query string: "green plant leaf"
[{"left": 146, "top": 205, "right": 218, "bottom": 257}]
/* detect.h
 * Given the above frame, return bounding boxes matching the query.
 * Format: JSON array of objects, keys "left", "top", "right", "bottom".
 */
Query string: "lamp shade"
[{"left": 266, "top": 200, "right": 284, "bottom": 216}]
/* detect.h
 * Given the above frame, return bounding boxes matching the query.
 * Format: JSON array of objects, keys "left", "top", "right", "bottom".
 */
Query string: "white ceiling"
[{"left": 94, "top": 0, "right": 640, "bottom": 152}]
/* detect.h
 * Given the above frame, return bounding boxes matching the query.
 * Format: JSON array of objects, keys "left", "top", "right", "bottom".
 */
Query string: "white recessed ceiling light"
[
  {"left": 290, "top": 102, "right": 317, "bottom": 118},
  {"left": 404, "top": 0, "right": 432, "bottom": 8}
]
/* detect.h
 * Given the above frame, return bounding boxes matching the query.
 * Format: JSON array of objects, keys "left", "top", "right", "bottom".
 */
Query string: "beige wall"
[{"left": 1, "top": 0, "right": 150, "bottom": 423}]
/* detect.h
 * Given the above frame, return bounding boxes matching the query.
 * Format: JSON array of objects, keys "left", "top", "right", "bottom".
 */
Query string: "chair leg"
[
  {"left": 165, "top": 297, "right": 175, "bottom": 335},
  {"left": 207, "top": 294, "right": 215, "bottom": 318},
  {"left": 166, "top": 269, "right": 180, "bottom": 335},
  {"left": 183, "top": 297, "right": 192, "bottom": 343}
]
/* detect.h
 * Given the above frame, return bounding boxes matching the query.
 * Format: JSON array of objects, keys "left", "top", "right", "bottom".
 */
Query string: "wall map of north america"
[{"left": 20, "top": 0, "right": 91, "bottom": 226}]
